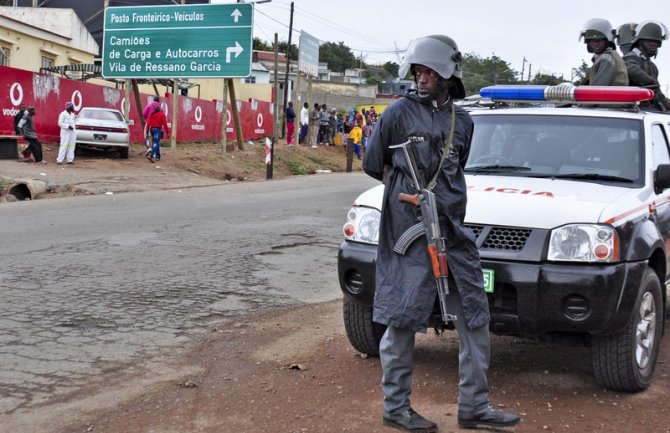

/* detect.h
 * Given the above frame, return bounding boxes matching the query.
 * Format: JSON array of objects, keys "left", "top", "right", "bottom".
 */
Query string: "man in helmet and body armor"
[
  {"left": 579, "top": 18, "right": 628, "bottom": 86},
  {"left": 363, "top": 35, "right": 520, "bottom": 432},
  {"left": 624, "top": 20, "right": 670, "bottom": 111}
]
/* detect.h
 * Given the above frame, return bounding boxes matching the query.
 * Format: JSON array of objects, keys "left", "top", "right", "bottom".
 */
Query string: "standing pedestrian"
[
  {"left": 362, "top": 34, "right": 520, "bottom": 432},
  {"left": 13, "top": 103, "right": 30, "bottom": 160},
  {"left": 18, "top": 107, "right": 46, "bottom": 164},
  {"left": 349, "top": 122, "right": 362, "bottom": 159},
  {"left": 57, "top": 102, "right": 77, "bottom": 164},
  {"left": 145, "top": 105, "right": 169, "bottom": 163},
  {"left": 142, "top": 96, "right": 161, "bottom": 152},
  {"left": 309, "top": 102, "right": 320, "bottom": 149},
  {"left": 328, "top": 108, "right": 338, "bottom": 145},
  {"left": 285, "top": 101, "right": 296, "bottom": 146},
  {"left": 299, "top": 102, "right": 309, "bottom": 144},
  {"left": 318, "top": 104, "right": 329, "bottom": 145}
]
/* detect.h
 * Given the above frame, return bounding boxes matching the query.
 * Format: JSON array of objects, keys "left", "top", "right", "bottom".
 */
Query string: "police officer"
[
  {"left": 624, "top": 20, "right": 670, "bottom": 111},
  {"left": 579, "top": 18, "right": 628, "bottom": 86},
  {"left": 616, "top": 22, "right": 638, "bottom": 55},
  {"left": 363, "top": 35, "right": 520, "bottom": 432}
]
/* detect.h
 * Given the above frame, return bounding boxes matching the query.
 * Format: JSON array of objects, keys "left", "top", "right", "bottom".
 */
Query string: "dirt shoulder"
[
  {"left": 0, "top": 138, "right": 363, "bottom": 200},
  {"left": 3, "top": 300, "right": 668, "bottom": 433}
]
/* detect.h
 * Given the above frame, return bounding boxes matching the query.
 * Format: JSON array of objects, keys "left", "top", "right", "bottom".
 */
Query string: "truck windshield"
[{"left": 466, "top": 114, "right": 643, "bottom": 186}]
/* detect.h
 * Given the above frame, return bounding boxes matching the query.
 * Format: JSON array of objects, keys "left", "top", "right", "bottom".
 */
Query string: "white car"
[
  {"left": 338, "top": 85, "right": 670, "bottom": 392},
  {"left": 75, "top": 107, "right": 130, "bottom": 159}
]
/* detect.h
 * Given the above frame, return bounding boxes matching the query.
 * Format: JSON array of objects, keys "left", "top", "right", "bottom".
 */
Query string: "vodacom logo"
[
  {"left": 257, "top": 112, "right": 263, "bottom": 127},
  {"left": 195, "top": 106, "right": 202, "bottom": 123},
  {"left": 10, "top": 82, "right": 23, "bottom": 106},
  {"left": 226, "top": 109, "right": 232, "bottom": 125},
  {"left": 71, "top": 90, "right": 82, "bottom": 111}
]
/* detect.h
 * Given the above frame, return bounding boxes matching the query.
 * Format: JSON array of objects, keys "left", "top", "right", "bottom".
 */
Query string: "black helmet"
[
  {"left": 398, "top": 35, "right": 466, "bottom": 99},
  {"left": 579, "top": 18, "right": 615, "bottom": 43},
  {"left": 631, "top": 20, "right": 668, "bottom": 47}
]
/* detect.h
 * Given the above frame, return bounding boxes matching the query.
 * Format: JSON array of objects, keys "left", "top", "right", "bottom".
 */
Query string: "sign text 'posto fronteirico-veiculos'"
[{"left": 102, "top": 4, "right": 253, "bottom": 79}]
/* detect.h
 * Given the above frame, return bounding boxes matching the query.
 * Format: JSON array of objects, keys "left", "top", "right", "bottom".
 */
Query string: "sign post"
[{"left": 102, "top": 4, "right": 253, "bottom": 79}]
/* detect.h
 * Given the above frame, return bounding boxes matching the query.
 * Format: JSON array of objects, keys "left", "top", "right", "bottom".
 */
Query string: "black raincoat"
[{"left": 363, "top": 93, "right": 490, "bottom": 332}]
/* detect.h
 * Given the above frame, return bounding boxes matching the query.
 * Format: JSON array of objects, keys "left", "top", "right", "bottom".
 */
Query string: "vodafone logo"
[
  {"left": 195, "top": 106, "right": 202, "bottom": 123},
  {"left": 226, "top": 109, "right": 231, "bottom": 125},
  {"left": 71, "top": 90, "right": 82, "bottom": 111},
  {"left": 257, "top": 113, "right": 263, "bottom": 127},
  {"left": 10, "top": 83, "right": 23, "bottom": 106}
]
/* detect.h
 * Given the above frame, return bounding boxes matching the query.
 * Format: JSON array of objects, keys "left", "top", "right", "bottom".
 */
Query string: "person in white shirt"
[
  {"left": 299, "top": 102, "right": 309, "bottom": 145},
  {"left": 57, "top": 102, "right": 77, "bottom": 164}
]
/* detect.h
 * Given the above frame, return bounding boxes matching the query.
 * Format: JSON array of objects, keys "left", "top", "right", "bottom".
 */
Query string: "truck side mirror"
[{"left": 653, "top": 164, "right": 670, "bottom": 194}]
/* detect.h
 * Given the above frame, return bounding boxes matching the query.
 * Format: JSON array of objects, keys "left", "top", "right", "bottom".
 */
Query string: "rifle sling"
[{"left": 427, "top": 105, "right": 456, "bottom": 191}]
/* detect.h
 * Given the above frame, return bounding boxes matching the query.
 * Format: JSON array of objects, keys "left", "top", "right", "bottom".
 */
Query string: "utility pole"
[
  {"left": 527, "top": 64, "right": 532, "bottom": 83},
  {"left": 520, "top": 57, "right": 526, "bottom": 82},
  {"left": 170, "top": 0, "right": 186, "bottom": 149},
  {"left": 268, "top": 33, "right": 279, "bottom": 180},
  {"left": 280, "top": 1, "right": 294, "bottom": 139}
]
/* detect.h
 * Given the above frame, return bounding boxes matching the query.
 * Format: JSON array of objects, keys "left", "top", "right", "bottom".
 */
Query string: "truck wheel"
[
  {"left": 343, "top": 297, "right": 386, "bottom": 356},
  {"left": 591, "top": 268, "right": 663, "bottom": 392}
]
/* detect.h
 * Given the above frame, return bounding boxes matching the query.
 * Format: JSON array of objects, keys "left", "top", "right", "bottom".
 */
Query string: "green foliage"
[
  {"left": 319, "top": 42, "right": 357, "bottom": 72},
  {"left": 572, "top": 60, "right": 590, "bottom": 85},
  {"left": 278, "top": 41, "right": 299, "bottom": 60},
  {"left": 276, "top": 154, "right": 314, "bottom": 175},
  {"left": 253, "top": 37, "right": 272, "bottom": 52},
  {"left": 531, "top": 73, "right": 564, "bottom": 85},
  {"left": 382, "top": 61, "right": 399, "bottom": 77},
  {"left": 461, "top": 53, "right": 519, "bottom": 96}
]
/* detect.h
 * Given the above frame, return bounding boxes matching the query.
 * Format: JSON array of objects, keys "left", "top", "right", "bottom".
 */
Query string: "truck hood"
[
  {"left": 465, "top": 175, "right": 635, "bottom": 229},
  {"left": 353, "top": 178, "right": 642, "bottom": 230}
]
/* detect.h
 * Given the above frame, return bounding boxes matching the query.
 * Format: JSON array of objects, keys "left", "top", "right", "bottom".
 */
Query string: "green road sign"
[{"left": 102, "top": 4, "right": 253, "bottom": 79}]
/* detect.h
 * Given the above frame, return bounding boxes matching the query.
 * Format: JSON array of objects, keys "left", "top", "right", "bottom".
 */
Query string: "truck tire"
[
  {"left": 591, "top": 268, "right": 663, "bottom": 392},
  {"left": 343, "top": 297, "right": 386, "bottom": 356}
]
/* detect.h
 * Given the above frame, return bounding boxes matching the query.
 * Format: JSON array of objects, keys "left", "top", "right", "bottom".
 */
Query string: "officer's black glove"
[{"left": 68, "top": 126, "right": 74, "bottom": 130}]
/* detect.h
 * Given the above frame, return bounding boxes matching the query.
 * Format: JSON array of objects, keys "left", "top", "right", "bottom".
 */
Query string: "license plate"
[
  {"left": 94, "top": 134, "right": 107, "bottom": 141},
  {"left": 482, "top": 269, "right": 494, "bottom": 293}
]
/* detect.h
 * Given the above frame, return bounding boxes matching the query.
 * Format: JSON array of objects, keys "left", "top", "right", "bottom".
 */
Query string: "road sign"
[
  {"left": 298, "top": 31, "right": 319, "bottom": 77},
  {"left": 102, "top": 4, "right": 253, "bottom": 79}
]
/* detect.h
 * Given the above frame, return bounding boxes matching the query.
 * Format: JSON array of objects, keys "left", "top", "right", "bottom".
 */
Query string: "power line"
[{"left": 252, "top": 1, "right": 402, "bottom": 64}]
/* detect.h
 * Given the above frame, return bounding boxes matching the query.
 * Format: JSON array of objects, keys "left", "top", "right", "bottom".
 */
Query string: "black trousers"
[{"left": 25, "top": 137, "right": 43, "bottom": 162}]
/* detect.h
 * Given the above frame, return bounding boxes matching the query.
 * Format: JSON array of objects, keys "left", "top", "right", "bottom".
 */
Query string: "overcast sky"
[{"left": 213, "top": 0, "right": 670, "bottom": 94}]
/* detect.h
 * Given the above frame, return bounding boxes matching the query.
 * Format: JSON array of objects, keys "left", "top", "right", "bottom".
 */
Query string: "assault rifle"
[{"left": 389, "top": 140, "right": 456, "bottom": 323}]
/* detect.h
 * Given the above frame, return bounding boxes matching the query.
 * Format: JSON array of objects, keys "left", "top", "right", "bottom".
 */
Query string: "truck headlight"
[
  {"left": 548, "top": 224, "right": 619, "bottom": 263},
  {"left": 342, "top": 206, "right": 380, "bottom": 245}
]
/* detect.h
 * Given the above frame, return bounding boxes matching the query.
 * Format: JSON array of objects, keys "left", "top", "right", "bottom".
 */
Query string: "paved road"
[{"left": 0, "top": 173, "right": 378, "bottom": 414}]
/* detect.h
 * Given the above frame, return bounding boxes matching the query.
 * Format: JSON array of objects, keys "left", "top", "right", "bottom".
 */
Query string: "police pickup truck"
[{"left": 338, "top": 85, "right": 670, "bottom": 392}]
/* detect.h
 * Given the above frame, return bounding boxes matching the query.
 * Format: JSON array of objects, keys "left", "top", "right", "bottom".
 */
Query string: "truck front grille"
[{"left": 465, "top": 224, "right": 531, "bottom": 251}]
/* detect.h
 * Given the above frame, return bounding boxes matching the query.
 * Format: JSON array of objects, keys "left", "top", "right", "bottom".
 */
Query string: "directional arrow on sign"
[
  {"left": 226, "top": 41, "right": 244, "bottom": 63},
  {"left": 231, "top": 8, "right": 242, "bottom": 23}
]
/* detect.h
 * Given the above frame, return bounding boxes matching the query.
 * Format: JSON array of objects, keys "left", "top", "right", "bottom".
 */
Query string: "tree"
[
  {"left": 572, "top": 60, "right": 589, "bottom": 85},
  {"left": 382, "top": 61, "right": 399, "bottom": 77},
  {"left": 461, "top": 53, "right": 518, "bottom": 96},
  {"left": 278, "top": 42, "right": 298, "bottom": 60},
  {"left": 253, "top": 37, "right": 272, "bottom": 52},
  {"left": 319, "top": 42, "right": 357, "bottom": 73},
  {"left": 532, "top": 73, "right": 564, "bottom": 85}
]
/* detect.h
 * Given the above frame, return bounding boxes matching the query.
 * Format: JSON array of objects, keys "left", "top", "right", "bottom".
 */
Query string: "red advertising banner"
[{"left": 0, "top": 66, "right": 274, "bottom": 144}]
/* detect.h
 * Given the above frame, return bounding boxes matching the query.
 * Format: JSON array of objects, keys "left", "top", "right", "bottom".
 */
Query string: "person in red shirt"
[{"left": 145, "top": 105, "right": 169, "bottom": 162}]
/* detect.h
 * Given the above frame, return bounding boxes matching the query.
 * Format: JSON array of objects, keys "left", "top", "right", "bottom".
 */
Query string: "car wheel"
[
  {"left": 119, "top": 147, "right": 129, "bottom": 159},
  {"left": 591, "top": 267, "right": 663, "bottom": 392},
  {"left": 343, "top": 297, "right": 386, "bottom": 356}
]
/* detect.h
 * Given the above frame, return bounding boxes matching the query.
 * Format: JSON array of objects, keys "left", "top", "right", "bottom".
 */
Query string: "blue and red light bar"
[{"left": 480, "top": 85, "right": 654, "bottom": 104}]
